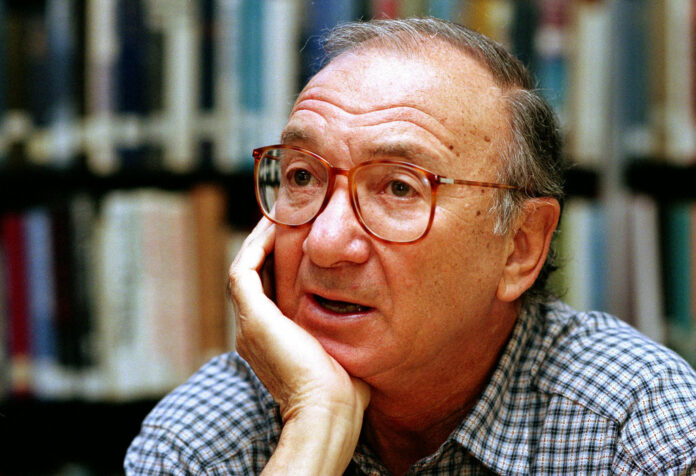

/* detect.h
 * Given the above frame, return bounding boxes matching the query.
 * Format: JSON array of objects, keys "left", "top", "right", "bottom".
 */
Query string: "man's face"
[{"left": 273, "top": 44, "right": 515, "bottom": 390}]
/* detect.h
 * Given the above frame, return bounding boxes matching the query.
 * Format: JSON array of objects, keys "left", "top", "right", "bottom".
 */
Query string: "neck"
[
  {"left": 362, "top": 384, "right": 482, "bottom": 476},
  {"left": 362, "top": 303, "right": 520, "bottom": 475}
]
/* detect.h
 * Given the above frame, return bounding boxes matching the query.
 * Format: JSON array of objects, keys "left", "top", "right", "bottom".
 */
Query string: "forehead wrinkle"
[{"left": 293, "top": 86, "right": 460, "bottom": 139}]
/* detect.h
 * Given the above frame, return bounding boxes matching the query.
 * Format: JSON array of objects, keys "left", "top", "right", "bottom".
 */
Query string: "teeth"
[{"left": 315, "top": 295, "right": 370, "bottom": 314}]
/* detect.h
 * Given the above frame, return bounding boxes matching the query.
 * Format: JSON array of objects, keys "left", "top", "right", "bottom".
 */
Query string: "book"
[
  {"left": 612, "top": 0, "right": 652, "bottom": 158},
  {"left": 399, "top": 0, "right": 428, "bottom": 18},
  {"left": 0, "top": 0, "right": 7, "bottom": 166},
  {"left": 566, "top": 0, "right": 612, "bottom": 166},
  {"left": 239, "top": 0, "right": 265, "bottom": 156},
  {"left": 1, "top": 213, "right": 32, "bottom": 398},
  {"left": 661, "top": 202, "right": 695, "bottom": 365},
  {"left": 551, "top": 198, "right": 607, "bottom": 312},
  {"left": 44, "top": 0, "right": 79, "bottom": 169},
  {"left": 212, "top": 0, "right": 243, "bottom": 171},
  {"left": 461, "top": 0, "right": 513, "bottom": 46},
  {"left": 260, "top": 0, "right": 302, "bottom": 148},
  {"left": 84, "top": 0, "right": 119, "bottom": 174},
  {"left": 533, "top": 0, "right": 570, "bottom": 125},
  {"left": 0, "top": 237, "right": 8, "bottom": 400},
  {"left": 94, "top": 190, "right": 199, "bottom": 400},
  {"left": 114, "top": 0, "right": 148, "bottom": 169},
  {"left": 656, "top": 0, "right": 696, "bottom": 163},
  {"left": 371, "top": 0, "right": 399, "bottom": 19},
  {"left": 92, "top": 191, "right": 142, "bottom": 399},
  {"left": 161, "top": 0, "right": 199, "bottom": 172},
  {"left": 24, "top": 207, "right": 67, "bottom": 399},
  {"left": 299, "top": 0, "right": 361, "bottom": 86},
  {"left": 191, "top": 184, "right": 229, "bottom": 364},
  {"left": 628, "top": 195, "right": 666, "bottom": 343},
  {"left": 426, "top": 0, "right": 463, "bottom": 21}
]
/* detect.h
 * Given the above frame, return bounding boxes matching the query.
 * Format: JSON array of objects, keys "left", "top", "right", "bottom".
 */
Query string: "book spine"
[
  {"left": 85, "top": 0, "right": 118, "bottom": 174},
  {"left": 239, "top": 0, "right": 265, "bottom": 156},
  {"left": 427, "top": 0, "right": 462, "bottom": 21},
  {"left": 371, "top": 0, "right": 399, "bottom": 19},
  {"left": 533, "top": 0, "right": 570, "bottom": 124},
  {"left": 261, "top": 0, "right": 302, "bottom": 148},
  {"left": 0, "top": 0, "right": 7, "bottom": 165},
  {"left": 661, "top": 202, "right": 695, "bottom": 365},
  {"left": 629, "top": 195, "right": 666, "bottom": 343},
  {"left": 1, "top": 213, "right": 32, "bottom": 398},
  {"left": 0, "top": 233, "right": 8, "bottom": 400},
  {"left": 114, "top": 0, "right": 148, "bottom": 169},
  {"left": 45, "top": 0, "right": 79, "bottom": 168},
  {"left": 213, "top": 0, "right": 243, "bottom": 171},
  {"left": 299, "top": 0, "right": 360, "bottom": 85},
  {"left": 142, "top": 0, "right": 166, "bottom": 171},
  {"left": 162, "top": 0, "right": 199, "bottom": 172},
  {"left": 662, "top": 0, "right": 696, "bottom": 162},
  {"left": 567, "top": 0, "right": 612, "bottom": 166},
  {"left": 192, "top": 185, "right": 229, "bottom": 364},
  {"left": 25, "top": 3, "right": 51, "bottom": 166},
  {"left": 24, "top": 207, "right": 65, "bottom": 399},
  {"left": 613, "top": 0, "right": 652, "bottom": 158}
]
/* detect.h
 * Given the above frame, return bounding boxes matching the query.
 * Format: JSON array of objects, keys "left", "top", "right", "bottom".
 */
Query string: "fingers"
[{"left": 228, "top": 218, "right": 277, "bottom": 318}]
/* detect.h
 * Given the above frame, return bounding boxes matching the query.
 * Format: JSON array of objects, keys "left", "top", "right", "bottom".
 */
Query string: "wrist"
[{"left": 263, "top": 395, "right": 367, "bottom": 475}]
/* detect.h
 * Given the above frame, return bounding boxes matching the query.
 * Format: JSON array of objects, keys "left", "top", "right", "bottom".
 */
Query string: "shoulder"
[
  {"left": 125, "top": 352, "right": 280, "bottom": 475},
  {"left": 531, "top": 303, "right": 696, "bottom": 473}
]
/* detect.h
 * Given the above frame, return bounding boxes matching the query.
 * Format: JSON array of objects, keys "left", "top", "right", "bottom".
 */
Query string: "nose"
[{"left": 302, "top": 180, "right": 371, "bottom": 268}]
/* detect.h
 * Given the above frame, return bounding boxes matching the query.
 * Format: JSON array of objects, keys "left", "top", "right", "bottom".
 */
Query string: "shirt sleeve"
[
  {"left": 124, "top": 423, "right": 205, "bottom": 476},
  {"left": 618, "top": 363, "right": 696, "bottom": 475}
]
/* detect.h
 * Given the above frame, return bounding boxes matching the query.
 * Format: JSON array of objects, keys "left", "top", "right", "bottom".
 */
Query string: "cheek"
[
  {"left": 391, "top": 211, "right": 505, "bottom": 315},
  {"left": 273, "top": 230, "right": 305, "bottom": 317}
]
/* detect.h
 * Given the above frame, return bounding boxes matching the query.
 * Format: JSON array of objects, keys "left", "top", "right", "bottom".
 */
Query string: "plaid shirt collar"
[{"left": 451, "top": 303, "right": 543, "bottom": 474}]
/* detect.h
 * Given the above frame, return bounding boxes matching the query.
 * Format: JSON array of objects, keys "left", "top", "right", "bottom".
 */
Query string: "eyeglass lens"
[{"left": 255, "top": 148, "right": 434, "bottom": 242}]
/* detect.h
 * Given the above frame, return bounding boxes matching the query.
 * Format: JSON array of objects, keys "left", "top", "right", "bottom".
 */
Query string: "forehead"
[{"left": 286, "top": 43, "right": 508, "bottom": 174}]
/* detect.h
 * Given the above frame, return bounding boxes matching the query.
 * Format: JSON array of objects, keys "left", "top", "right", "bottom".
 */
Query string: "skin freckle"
[
  {"left": 484, "top": 136, "right": 491, "bottom": 142},
  {"left": 476, "top": 210, "right": 482, "bottom": 217}
]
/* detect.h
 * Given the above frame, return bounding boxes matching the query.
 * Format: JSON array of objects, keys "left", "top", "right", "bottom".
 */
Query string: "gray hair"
[{"left": 321, "top": 17, "right": 566, "bottom": 306}]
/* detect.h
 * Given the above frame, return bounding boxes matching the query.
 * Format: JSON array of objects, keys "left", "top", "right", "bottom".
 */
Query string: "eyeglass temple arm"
[{"left": 438, "top": 177, "right": 521, "bottom": 191}]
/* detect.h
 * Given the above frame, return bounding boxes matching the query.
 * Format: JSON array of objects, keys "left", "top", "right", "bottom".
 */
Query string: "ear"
[{"left": 496, "top": 198, "right": 560, "bottom": 302}]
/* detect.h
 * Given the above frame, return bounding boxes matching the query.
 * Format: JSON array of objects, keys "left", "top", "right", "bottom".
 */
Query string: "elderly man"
[{"left": 126, "top": 18, "right": 696, "bottom": 475}]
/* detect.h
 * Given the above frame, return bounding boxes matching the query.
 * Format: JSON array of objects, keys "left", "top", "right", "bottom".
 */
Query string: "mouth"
[{"left": 313, "top": 294, "right": 373, "bottom": 314}]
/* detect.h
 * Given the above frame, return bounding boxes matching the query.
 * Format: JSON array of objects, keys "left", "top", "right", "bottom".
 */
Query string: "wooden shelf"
[
  {"left": 625, "top": 160, "right": 696, "bottom": 201},
  {"left": 0, "top": 164, "right": 260, "bottom": 227}
]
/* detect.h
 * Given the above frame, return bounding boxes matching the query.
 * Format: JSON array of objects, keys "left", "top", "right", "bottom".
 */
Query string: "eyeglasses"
[{"left": 253, "top": 145, "right": 521, "bottom": 243}]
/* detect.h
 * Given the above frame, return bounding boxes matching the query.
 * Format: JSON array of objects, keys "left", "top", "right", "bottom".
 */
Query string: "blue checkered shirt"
[{"left": 125, "top": 302, "right": 696, "bottom": 475}]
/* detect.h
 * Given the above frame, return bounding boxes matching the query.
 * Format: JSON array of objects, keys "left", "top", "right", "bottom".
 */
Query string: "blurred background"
[{"left": 0, "top": 0, "right": 695, "bottom": 474}]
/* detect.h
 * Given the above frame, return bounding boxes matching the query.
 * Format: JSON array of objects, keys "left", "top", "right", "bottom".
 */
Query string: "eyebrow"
[
  {"left": 280, "top": 127, "right": 315, "bottom": 145},
  {"left": 367, "top": 141, "right": 438, "bottom": 170}
]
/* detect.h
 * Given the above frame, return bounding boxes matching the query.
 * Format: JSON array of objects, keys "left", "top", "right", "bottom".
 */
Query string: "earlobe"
[{"left": 496, "top": 198, "right": 560, "bottom": 302}]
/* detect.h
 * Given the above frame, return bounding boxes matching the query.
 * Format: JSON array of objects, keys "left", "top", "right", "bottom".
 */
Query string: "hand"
[{"left": 228, "top": 218, "right": 371, "bottom": 475}]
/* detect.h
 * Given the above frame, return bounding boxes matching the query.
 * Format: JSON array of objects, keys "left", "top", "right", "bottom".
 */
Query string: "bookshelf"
[{"left": 1, "top": 0, "right": 696, "bottom": 474}]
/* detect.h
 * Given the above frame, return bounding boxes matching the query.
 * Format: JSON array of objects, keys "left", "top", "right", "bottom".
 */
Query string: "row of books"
[
  {"left": 0, "top": 186, "right": 248, "bottom": 401},
  {"left": 551, "top": 196, "right": 696, "bottom": 366},
  {"left": 1, "top": 0, "right": 694, "bottom": 176}
]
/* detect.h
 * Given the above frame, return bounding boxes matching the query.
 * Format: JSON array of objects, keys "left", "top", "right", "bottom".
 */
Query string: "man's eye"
[
  {"left": 292, "top": 169, "right": 313, "bottom": 186},
  {"left": 389, "top": 180, "right": 413, "bottom": 197}
]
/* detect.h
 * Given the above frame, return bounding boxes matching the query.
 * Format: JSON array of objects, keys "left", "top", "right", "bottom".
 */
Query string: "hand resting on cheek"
[{"left": 228, "top": 218, "right": 371, "bottom": 475}]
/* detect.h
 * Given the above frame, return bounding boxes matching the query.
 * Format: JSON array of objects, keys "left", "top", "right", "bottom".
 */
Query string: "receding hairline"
[{"left": 321, "top": 18, "right": 534, "bottom": 92}]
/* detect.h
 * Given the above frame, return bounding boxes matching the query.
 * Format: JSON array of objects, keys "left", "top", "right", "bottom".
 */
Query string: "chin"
[{"left": 313, "top": 334, "right": 378, "bottom": 379}]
